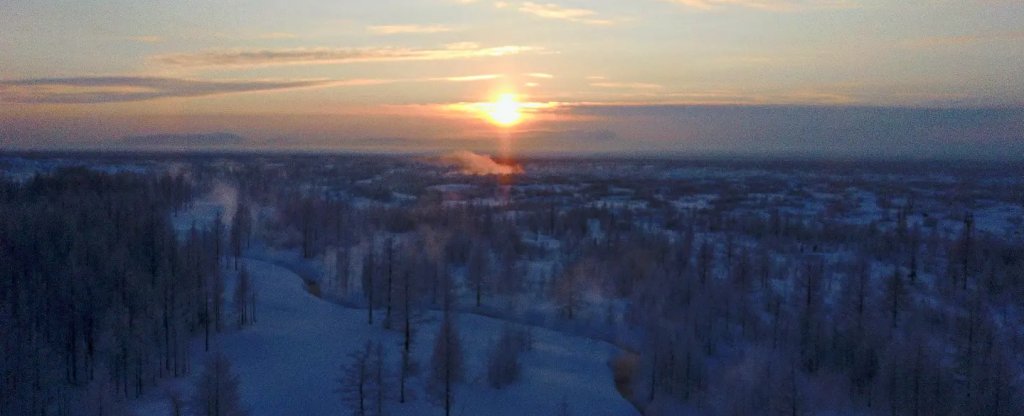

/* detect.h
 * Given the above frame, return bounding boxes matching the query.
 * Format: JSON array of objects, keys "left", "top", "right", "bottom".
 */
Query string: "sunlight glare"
[{"left": 487, "top": 93, "right": 523, "bottom": 127}]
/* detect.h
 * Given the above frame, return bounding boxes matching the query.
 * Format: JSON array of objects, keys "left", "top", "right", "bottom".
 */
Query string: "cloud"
[
  {"left": 440, "top": 74, "right": 503, "bottom": 82},
  {"left": 522, "top": 128, "right": 620, "bottom": 143},
  {"left": 560, "top": 104, "right": 1024, "bottom": 159},
  {"left": 0, "top": 73, "right": 527, "bottom": 104},
  {"left": 561, "top": 87, "right": 859, "bottom": 106},
  {"left": 663, "top": 0, "right": 857, "bottom": 11},
  {"left": 590, "top": 82, "right": 663, "bottom": 90},
  {"left": 526, "top": 72, "right": 554, "bottom": 79},
  {"left": 516, "top": 2, "right": 617, "bottom": 25},
  {"left": 443, "top": 42, "right": 483, "bottom": 50},
  {"left": 151, "top": 44, "right": 539, "bottom": 68},
  {"left": 368, "top": 24, "right": 459, "bottom": 35},
  {"left": 0, "top": 76, "right": 344, "bottom": 103},
  {"left": 255, "top": 32, "right": 299, "bottom": 40},
  {"left": 445, "top": 151, "right": 524, "bottom": 175}
]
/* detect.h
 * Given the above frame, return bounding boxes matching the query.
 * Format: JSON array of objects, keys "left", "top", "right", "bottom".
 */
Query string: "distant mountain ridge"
[{"left": 119, "top": 132, "right": 248, "bottom": 148}]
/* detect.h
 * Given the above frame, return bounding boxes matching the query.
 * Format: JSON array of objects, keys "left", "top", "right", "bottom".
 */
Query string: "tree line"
[{"left": 0, "top": 168, "right": 251, "bottom": 415}]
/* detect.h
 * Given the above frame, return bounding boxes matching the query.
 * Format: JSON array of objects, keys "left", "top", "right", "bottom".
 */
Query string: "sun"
[
  {"left": 486, "top": 93, "right": 523, "bottom": 127},
  {"left": 446, "top": 92, "right": 558, "bottom": 127}
]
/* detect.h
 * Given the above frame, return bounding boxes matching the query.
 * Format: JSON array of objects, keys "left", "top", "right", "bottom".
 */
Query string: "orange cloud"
[
  {"left": 516, "top": 2, "right": 618, "bottom": 25},
  {"left": 367, "top": 24, "right": 460, "bottom": 35},
  {"left": 152, "top": 44, "right": 540, "bottom": 68}
]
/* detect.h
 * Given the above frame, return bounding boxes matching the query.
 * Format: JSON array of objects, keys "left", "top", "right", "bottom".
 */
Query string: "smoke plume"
[{"left": 446, "top": 151, "right": 523, "bottom": 175}]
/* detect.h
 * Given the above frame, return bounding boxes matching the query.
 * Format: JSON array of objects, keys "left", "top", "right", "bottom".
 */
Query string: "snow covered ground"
[{"left": 131, "top": 259, "right": 638, "bottom": 416}]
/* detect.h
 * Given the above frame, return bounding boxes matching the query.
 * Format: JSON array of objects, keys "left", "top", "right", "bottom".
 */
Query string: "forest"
[{"left": 1, "top": 153, "right": 1022, "bottom": 415}]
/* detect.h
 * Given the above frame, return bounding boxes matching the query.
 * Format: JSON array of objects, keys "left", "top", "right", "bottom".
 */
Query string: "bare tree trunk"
[{"left": 385, "top": 240, "right": 393, "bottom": 329}]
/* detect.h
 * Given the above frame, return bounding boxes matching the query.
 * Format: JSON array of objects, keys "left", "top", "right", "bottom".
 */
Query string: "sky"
[{"left": 1, "top": 0, "right": 1023, "bottom": 157}]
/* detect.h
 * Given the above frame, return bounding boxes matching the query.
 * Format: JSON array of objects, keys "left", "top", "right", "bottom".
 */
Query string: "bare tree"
[
  {"left": 233, "top": 265, "right": 252, "bottom": 329},
  {"left": 395, "top": 267, "right": 422, "bottom": 404},
  {"left": 167, "top": 387, "right": 185, "bottom": 416},
  {"left": 229, "top": 201, "right": 251, "bottom": 270},
  {"left": 486, "top": 326, "right": 527, "bottom": 388},
  {"left": 467, "top": 243, "right": 490, "bottom": 308},
  {"left": 397, "top": 343, "right": 418, "bottom": 404},
  {"left": 191, "top": 352, "right": 246, "bottom": 416},
  {"left": 336, "top": 245, "right": 351, "bottom": 299},
  {"left": 884, "top": 265, "right": 906, "bottom": 329},
  {"left": 363, "top": 242, "right": 377, "bottom": 325},
  {"left": 384, "top": 238, "right": 394, "bottom": 329},
  {"left": 428, "top": 308, "right": 464, "bottom": 416},
  {"left": 339, "top": 341, "right": 387, "bottom": 416},
  {"left": 554, "top": 259, "right": 591, "bottom": 320},
  {"left": 338, "top": 343, "right": 372, "bottom": 416}
]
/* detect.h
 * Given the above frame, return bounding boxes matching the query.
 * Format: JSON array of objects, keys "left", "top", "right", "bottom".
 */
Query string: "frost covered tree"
[
  {"left": 167, "top": 387, "right": 186, "bottom": 416},
  {"left": 0, "top": 169, "right": 221, "bottom": 413},
  {"left": 369, "top": 342, "right": 388, "bottom": 416},
  {"left": 467, "top": 243, "right": 491, "bottom": 307},
  {"left": 557, "top": 397, "right": 572, "bottom": 416},
  {"left": 884, "top": 265, "right": 906, "bottom": 329},
  {"left": 339, "top": 344, "right": 371, "bottom": 416},
  {"left": 394, "top": 266, "right": 423, "bottom": 403},
  {"left": 428, "top": 303, "right": 464, "bottom": 416},
  {"left": 363, "top": 242, "right": 377, "bottom": 325},
  {"left": 554, "top": 259, "right": 589, "bottom": 320},
  {"left": 486, "top": 326, "right": 527, "bottom": 388},
  {"left": 206, "top": 265, "right": 226, "bottom": 347},
  {"left": 191, "top": 352, "right": 246, "bottom": 416},
  {"left": 397, "top": 342, "right": 419, "bottom": 404},
  {"left": 339, "top": 341, "right": 387, "bottom": 416},
  {"left": 229, "top": 200, "right": 251, "bottom": 270},
  {"left": 335, "top": 245, "right": 352, "bottom": 299},
  {"left": 384, "top": 238, "right": 395, "bottom": 329},
  {"left": 79, "top": 371, "right": 132, "bottom": 416},
  {"left": 233, "top": 265, "right": 252, "bottom": 329}
]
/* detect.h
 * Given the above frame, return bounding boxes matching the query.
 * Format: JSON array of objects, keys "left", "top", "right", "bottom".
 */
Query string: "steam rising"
[
  {"left": 447, "top": 151, "right": 524, "bottom": 176},
  {"left": 208, "top": 181, "right": 239, "bottom": 225}
]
